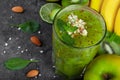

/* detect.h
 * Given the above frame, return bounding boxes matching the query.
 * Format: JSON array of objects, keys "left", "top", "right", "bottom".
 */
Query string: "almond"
[
  {"left": 12, "top": 6, "right": 24, "bottom": 13},
  {"left": 26, "top": 69, "right": 39, "bottom": 78},
  {"left": 30, "top": 36, "right": 41, "bottom": 46}
]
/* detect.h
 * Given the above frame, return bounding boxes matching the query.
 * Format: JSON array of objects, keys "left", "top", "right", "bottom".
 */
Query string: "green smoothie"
[{"left": 52, "top": 5, "right": 106, "bottom": 79}]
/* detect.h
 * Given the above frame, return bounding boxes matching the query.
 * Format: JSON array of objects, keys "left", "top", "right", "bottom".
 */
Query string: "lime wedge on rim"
[{"left": 39, "top": 3, "right": 61, "bottom": 24}]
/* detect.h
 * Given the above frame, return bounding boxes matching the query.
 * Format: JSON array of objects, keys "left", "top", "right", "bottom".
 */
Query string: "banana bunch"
[{"left": 89, "top": 0, "right": 120, "bottom": 36}]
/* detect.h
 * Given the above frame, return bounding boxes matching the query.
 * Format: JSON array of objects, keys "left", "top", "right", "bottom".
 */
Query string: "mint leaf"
[
  {"left": 18, "top": 20, "right": 40, "bottom": 33},
  {"left": 56, "top": 19, "right": 74, "bottom": 45},
  {"left": 4, "top": 57, "right": 38, "bottom": 70},
  {"left": 65, "top": 23, "right": 78, "bottom": 32}
]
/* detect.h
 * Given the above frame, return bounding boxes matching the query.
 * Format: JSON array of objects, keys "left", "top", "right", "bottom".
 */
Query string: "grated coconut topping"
[{"left": 68, "top": 13, "right": 88, "bottom": 37}]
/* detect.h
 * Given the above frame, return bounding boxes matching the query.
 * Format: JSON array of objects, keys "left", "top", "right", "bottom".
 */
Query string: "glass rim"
[{"left": 53, "top": 4, "right": 107, "bottom": 49}]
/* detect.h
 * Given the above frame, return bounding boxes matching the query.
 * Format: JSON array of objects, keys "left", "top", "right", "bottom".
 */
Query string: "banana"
[
  {"left": 90, "top": 0, "right": 103, "bottom": 12},
  {"left": 100, "top": 0, "right": 120, "bottom": 32},
  {"left": 114, "top": 7, "right": 120, "bottom": 36}
]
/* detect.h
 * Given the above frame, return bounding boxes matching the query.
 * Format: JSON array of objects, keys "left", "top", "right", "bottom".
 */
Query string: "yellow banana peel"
[
  {"left": 90, "top": 0, "right": 103, "bottom": 12},
  {"left": 100, "top": 0, "right": 120, "bottom": 32},
  {"left": 114, "top": 8, "right": 120, "bottom": 36}
]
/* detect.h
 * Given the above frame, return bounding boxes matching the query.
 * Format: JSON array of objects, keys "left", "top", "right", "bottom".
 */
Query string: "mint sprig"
[
  {"left": 19, "top": 20, "right": 40, "bottom": 33},
  {"left": 66, "top": 23, "right": 78, "bottom": 32},
  {"left": 56, "top": 19, "right": 75, "bottom": 46},
  {"left": 11, "top": 20, "right": 40, "bottom": 33},
  {"left": 4, "top": 57, "right": 38, "bottom": 70}
]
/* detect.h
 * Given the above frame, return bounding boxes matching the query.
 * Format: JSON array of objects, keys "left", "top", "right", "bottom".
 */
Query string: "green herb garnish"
[
  {"left": 11, "top": 20, "right": 40, "bottom": 33},
  {"left": 66, "top": 23, "right": 78, "bottom": 32},
  {"left": 19, "top": 20, "right": 40, "bottom": 33},
  {"left": 4, "top": 57, "right": 38, "bottom": 70},
  {"left": 56, "top": 19, "right": 75, "bottom": 45}
]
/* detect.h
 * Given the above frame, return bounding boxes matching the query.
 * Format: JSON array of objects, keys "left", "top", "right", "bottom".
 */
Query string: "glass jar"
[{"left": 52, "top": 5, "right": 106, "bottom": 80}]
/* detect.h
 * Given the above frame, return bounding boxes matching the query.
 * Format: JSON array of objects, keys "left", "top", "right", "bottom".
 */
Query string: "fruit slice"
[
  {"left": 90, "top": 0, "right": 103, "bottom": 12},
  {"left": 62, "top": 0, "right": 80, "bottom": 7},
  {"left": 84, "top": 54, "right": 120, "bottom": 80},
  {"left": 50, "top": 8, "right": 61, "bottom": 21},
  {"left": 100, "top": 0, "right": 120, "bottom": 32},
  {"left": 61, "top": 0, "right": 89, "bottom": 7},
  {"left": 114, "top": 7, "right": 120, "bottom": 36},
  {"left": 39, "top": 3, "right": 61, "bottom": 24}
]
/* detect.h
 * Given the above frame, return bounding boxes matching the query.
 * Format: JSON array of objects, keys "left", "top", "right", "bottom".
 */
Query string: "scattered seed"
[
  {"left": 30, "top": 58, "right": 35, "bottom": 61},
  {"left": 25, "top": 49, "right": 28, "bottom": 51},
  {"left": 30, "top": 36, "right": 42, "bottom": 46},
  {"left": 3, "top": 51, "right": 6, "bottom": 54},
  {"left": 52, "top": 66, "right": 55, "bottom": 68},
  {"left": 16, "top": 37, "right": 19, "bottom": 40},
  {"left": 21, "top": 50, "right": 24, "bottom": 53},
  {"left": 10, "top": 16, "right": 13, "bottom": 19},
  {"left": 53, "top": 75, "right": 56, "bottom": 78},
  {"left": 8, "top": 37, "right": 12, "bottom": 40},
  {"left": 18, "top": 27, "right": 21, "bottom": 30},
  {"left": 40, "top": 50, "right": 44, "bottom": 53},
  {"left": 26, "top": 69, "right": 39, "bottom": 78},
  {"left": 38, "top": 31, "right": 41, "bottom": 34},
  {"left": 12, "top": 6, "right": 24, "bottom": 13},
  {"left": 18, "top": 46, "right": 21, "bottom": 49},
  {"left": 39, "top": 74, "right": 42, "bottom": 76},
  {"left": 35, "top": 76, "right": 38, "bottom": 78},
  {"left": 5, "top": 43, "right": 8, "bottom": 46}
]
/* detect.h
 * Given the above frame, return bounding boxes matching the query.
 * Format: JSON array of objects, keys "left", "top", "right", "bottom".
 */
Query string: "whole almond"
[
  {"left": 12, "top": 6, "right": 24, "bottom": 13},
  {"left": 26, "top": 69, "right": 39, "bottom": 78},
  {"left": 30, "top": 36, "right": 41, "bottom": 46}
]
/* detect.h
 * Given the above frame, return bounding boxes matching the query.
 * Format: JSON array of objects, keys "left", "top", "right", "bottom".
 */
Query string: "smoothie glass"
[{"left": 52, "top": 5, "right": 106, "bottom": 79}]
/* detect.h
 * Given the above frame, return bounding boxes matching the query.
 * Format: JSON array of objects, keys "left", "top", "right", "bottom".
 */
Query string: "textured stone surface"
[{"left": 0, "top": 0, "right": 63, "bottom": 80}]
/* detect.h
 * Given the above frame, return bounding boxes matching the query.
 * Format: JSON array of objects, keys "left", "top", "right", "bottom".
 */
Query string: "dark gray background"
[
  {"left": 0, "top": 0, "right": 83, "bottom": 80},
  {"left": 0, "top": 0, "right": 61, "bottom": 80}
]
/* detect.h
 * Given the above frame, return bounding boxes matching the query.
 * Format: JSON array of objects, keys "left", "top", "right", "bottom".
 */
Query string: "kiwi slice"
[
  {"left": 61, "top": 0, "right": 89, "bottom": 7},
  {"left": 61, "top": 0, "right": 80, "bottom": 7}
]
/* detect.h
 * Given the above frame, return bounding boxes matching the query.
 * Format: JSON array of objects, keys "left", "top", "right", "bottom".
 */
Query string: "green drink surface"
[{"left": 54, "top": 9, "right": 105, "bottom": 48}]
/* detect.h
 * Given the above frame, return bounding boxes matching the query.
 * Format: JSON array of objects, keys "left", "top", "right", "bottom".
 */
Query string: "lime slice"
[
  {"left": 39, "top": 3, "right": 61, "bottom": 24},
  {"left": 50, "top": 8, "right": 61, "bottom": 21}
]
